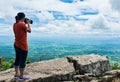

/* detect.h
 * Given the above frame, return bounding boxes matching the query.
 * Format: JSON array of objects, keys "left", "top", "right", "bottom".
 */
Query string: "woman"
[{"left": 13, "top": 12, "right": 31, "bottom": 81}]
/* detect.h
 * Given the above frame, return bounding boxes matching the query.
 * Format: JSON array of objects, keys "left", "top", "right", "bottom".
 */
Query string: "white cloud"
[
  {"left": 0, "top": 0, "right": 18, "bottom": 21},
  {"left": 0, "top": 0, "right": 120, "bottom": 38},
  {"left": 36, "top": 11, "right": 54, "bottom": 22},
  {"left": 0, "top": 27, "right": 13, "bottom": 36},
  {"left": 110, "top": 0, "right": 120, "bottom": 13},
  {"left": 87, "top": 14, "right": 109, "bottom": 30}
]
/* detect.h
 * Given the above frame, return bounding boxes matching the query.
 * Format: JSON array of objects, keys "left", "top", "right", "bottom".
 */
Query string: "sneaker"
[
  {"left": 18, "top": 76, "right": 30, "bottom": 81},
  {"left": 14, "top": 75, "right": 19, "bottom": 79}
]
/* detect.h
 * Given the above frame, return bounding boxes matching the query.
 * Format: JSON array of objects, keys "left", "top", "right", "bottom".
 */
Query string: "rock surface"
[
  {"left": 0, "top": 57, "right": 2, "bottom": 71},
  {"left": 0, "top": 58, "right": 75, "bottom": 82},
  {"left": 0, "top": 54, "right": 112, "bottom": 82},
  {"left": 98, "top": 70, "right": 120, "bottom": 82},
  {"left": 67, "top": 54, "right": 111, "bottom": 76}
]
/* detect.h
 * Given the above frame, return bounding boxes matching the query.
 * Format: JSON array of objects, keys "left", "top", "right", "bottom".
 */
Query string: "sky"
[{"left": 0, "top": 0, "right": 120, "bottom": 38}]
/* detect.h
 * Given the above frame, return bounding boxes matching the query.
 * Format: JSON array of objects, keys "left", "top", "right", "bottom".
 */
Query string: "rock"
[
  {"left": 90, "top": 80, "right": 99, "bottom": 82},
  {"left": 0, "top": 58, "right": 75, "bottom": 82},
  {"left": 73, "top": 75, "right": 88, "bottom": 81},
  {"left": 67, "top": 54, "right": 111, "bottom": 76},
  {"left": 73, "top": 73, "right": 95, "bottom": 82},
  {"left": 100, "top": 75, "right": 113, "bottom": 82},
  {"left": 105, "top": 70, "right": 120, "bottom": 75},
  {"left": 0, "top": 57, "right": 2, "bottom": 71},
  {"left": 84, "top": 73, "right": 95, "bottom": 77},
  {"left": 0, "top": 54, "right": 112, "bottom": 82},
  {"left": 105, "top": 70, "right": 120, "bottom": 81},
  {"left": 61, "top": 81, "right": 73, "bottom": 82}
]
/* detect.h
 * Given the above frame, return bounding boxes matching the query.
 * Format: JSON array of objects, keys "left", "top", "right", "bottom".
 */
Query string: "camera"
[{"left": 24, "top": 18, "right": 33, "bottom": 24}]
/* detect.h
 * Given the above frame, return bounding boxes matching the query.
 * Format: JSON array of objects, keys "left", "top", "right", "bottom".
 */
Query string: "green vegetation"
[
  {"left": 1, "top": 58, "right": 14, "bottom": 71},
  {"left": 26, "top": 58, "right": 31, "bottom": 64},
  {"left": 1, "top": 57, "right": 31, "bottom": 71},
  {"left": 111, "top": 63, "right": 120, "bottom": 70},
  {"left": 75, "top": 69, "right": 80, "bottom": 75}
]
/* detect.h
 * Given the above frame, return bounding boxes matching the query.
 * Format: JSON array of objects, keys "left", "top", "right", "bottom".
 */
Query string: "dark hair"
[
  {"left": 15, "top": 16, "right": 18, "bottom": 23},
  {"left": 15, "top": 12, "right": 25, "bottom": 22}
]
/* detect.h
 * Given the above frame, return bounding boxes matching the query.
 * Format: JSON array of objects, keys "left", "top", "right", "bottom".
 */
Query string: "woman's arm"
[{"left": 26, "top": 24, "right": 31, "bottom": 33}]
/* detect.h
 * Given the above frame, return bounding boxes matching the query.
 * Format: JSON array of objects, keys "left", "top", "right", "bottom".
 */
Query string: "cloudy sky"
[{"left": 0, "top": 0, "right": 120, "bottom": 38}]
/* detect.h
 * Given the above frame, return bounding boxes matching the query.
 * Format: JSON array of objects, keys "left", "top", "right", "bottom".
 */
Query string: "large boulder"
[
  {"left": 0, "top": 58, "right": 75, "bottom": 82},
  {"left": 67, "top": 54, "right": 111, "bottom": 76}
]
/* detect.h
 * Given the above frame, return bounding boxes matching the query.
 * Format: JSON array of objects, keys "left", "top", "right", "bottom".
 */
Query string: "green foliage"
[
  {"left": 75, "top": 69, "right": 80, "bottom": 75},
  {"left": 1, "top": 58, "right": 14, "bottom": 71},
  {"left": 1, "top": 57, "right": 31, "bottom": 71},
  {"left": 111, "top": 63, "right": 120, "bottom": 70},
  {"left": 26, "top": 58, "right": 31, "bottom": 64}
]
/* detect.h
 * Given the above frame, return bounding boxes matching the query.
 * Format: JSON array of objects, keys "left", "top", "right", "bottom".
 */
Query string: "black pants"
[{"left": 14, "top": 45, "right": 28, "bottom": 71}]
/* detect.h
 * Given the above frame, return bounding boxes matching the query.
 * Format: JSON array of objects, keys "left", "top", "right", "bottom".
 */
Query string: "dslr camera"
[{"left": 24, "top": 18, "right": 33, "bottom": 24}]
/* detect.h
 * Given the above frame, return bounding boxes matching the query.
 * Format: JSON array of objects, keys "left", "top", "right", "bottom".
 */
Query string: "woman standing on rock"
[{"left": 13, "top": 12, "right": 31, "bottom": 81}]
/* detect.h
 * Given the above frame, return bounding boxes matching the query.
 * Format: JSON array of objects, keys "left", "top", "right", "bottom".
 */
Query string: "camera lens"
[
  {"left": 30, "top": 20, "right": 33, "bottom": 24},
  {"left": 24, "top": 18, "right": 33, "bottom": 24}
]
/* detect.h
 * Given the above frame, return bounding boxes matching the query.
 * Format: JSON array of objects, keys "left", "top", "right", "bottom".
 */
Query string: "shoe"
[
  {"left": 18, "top": 76, "right": 30, "bottom": 81},
  {"left": 14, "top": 75, "right": 19, "bottom": 79}
]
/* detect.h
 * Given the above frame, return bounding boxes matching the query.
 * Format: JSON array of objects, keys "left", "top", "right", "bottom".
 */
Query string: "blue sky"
[{"left": 0, "top": 0, "right": 120, "bottom": 38}]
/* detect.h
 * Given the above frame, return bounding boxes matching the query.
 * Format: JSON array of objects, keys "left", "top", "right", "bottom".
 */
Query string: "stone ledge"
[
  {"left": 0, "top": 54, "right": 111, "bottom": 82},
  {"left": 0, "top": 58, "right": 75, "bottom": 82}
]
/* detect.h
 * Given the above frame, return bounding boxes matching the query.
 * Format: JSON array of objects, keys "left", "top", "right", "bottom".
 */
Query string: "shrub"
[
  {"left": 111, "top": 63, "right": 120, "bottom": 70},
  {"left": 1, "top": 58, "right": 14, "bottom": 71},
  {"left": 1, "top": 57, "right": 31, "bottom": 71},
  {"left": 26, "top": 58, "right": 31, "bottom": 64}
]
